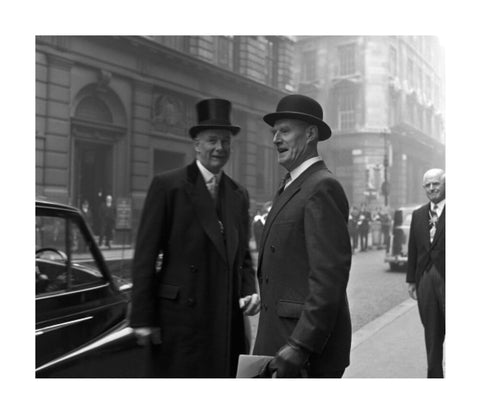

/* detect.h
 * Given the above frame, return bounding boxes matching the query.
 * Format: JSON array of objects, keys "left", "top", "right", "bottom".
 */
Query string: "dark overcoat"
[
  {"left": 253, "top": 161, "right": 352, "bottom": 374},
  {"left": 130, "top": 161, "right": 256, "bottom": 377},
  {"left": 406, "top": 204, "right": 445, "bottom": 284}
]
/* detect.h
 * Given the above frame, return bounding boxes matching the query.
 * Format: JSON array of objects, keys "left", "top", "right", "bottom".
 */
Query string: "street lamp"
[{"left": 381, "top": 130, "right": 390, "bottom": 207}]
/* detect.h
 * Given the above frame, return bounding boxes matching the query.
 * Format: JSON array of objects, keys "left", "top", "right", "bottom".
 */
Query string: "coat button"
[
  {"left": 186, "top": 298, "right": 196, "bottom": 307},
  {"left": 189, "top": 265, "right": 198, "bottom": 273},
  {"left": 265, "top": 275, "right": 269, "bottom": 284},
  {"left": 270, "top": 245, "right": 275, "bottom": 253}
]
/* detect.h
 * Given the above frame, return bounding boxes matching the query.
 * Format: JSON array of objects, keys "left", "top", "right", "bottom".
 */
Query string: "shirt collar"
[
  {"left": 430, "top": 199, "right": 445, "bottom": 216},
  {"left": 285, "top": 156, "right": 322, "bottom": 188},
  {"left": 196, "top": 160, "right": 222, "bottom": 183}
]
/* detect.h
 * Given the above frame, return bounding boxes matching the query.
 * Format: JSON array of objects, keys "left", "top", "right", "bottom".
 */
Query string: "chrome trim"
[
  {"left": 35, "top": 283, "right": 110, "bottom": 300},
  {"left": 36, "top": 316, "right": 94, "bottom": 336},
  {"left": 36, "top": 325, "right": 134, "bottom": 372}
]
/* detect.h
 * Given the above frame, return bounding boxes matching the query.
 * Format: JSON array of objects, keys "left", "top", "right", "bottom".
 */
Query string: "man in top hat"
[
  {"left": 130, "top": 98, "right": 260, "bottom": 378},
  {"left": 253, "top": 94, "right": 352, "bottom": 378}
]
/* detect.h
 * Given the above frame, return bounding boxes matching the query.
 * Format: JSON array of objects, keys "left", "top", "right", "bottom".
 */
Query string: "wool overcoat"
[
  {"left": 130, "top": 161, "right": 256, "bottom": 377},
  {"left": 253, "top": 161, "right": 352, "bottom": 374}
]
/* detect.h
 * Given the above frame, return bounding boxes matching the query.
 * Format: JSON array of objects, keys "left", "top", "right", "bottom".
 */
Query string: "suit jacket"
[
  {"left": 406, "top": 203, "right": 445, "bottom": 284},
  {"left": 253, "top": 161, "right": 352, "bottom": 373},
  {"left": 130, "top": 161, "right": 256, "bottom": 377}
]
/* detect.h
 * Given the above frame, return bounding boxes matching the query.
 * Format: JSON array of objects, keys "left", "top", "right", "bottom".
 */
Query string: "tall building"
[
  {"left": 293, "top": 36, "right": 445, "bottom": 210},
  {"left": 36, "top": 36, "right": 294, "bottom": 242}
]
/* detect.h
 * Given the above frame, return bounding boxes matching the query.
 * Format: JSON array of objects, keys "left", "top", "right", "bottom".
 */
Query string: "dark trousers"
[
  {"left": 308, "top": 369, "right": 345, "bottom": 378},
  {"left": 359, "top": 230, "right": 369, "bottom": 251},
  {"left": 417, "top": 265, "right": 445, "bottom": 378}
]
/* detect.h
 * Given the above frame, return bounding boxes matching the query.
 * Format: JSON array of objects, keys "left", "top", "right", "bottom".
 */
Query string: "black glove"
[{"left": 269, "top": 342, "right": 310, "bottom": 378}]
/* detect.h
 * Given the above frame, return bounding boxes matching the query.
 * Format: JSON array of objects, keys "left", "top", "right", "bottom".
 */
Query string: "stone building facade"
[
  {"left": 36, "top": 36, "right": 294, "bottom": 242},
  {"left": 293, "top": 36, "right": 445, "bottom": 210}
]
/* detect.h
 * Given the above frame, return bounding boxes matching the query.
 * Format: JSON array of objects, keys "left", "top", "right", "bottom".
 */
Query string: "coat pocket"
[
  {"left": 157, "top": 283, "right": 180, "bottom": 300},
  {"left": 277, "top": 300, "right": 304, "bottom": 319}
]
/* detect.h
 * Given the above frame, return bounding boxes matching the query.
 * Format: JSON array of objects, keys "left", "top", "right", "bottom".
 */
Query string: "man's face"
[
  {"left": 271, "top": 119, "right": 312, "bottom": 171},
  {"left": 194, "top": 129, "right": 232, "bottom": 174},
  {"left": 423, "top": 172, "right": 445, "bottom": 204}
]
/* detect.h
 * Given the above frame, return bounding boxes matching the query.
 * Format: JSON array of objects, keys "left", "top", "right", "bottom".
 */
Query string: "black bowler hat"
[
  {"left": 189, "top": 98, "right": 241, "bottom": 138},
  {"left": 263, "top": 94, "right": 332, "bottom": 141}
]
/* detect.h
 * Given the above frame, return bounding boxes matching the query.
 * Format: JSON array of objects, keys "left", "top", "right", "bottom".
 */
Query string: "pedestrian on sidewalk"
[
  {"left": 129, "top": 98, "right": 260, "bottom": 378},
  {"left": 406, "top": 168, "right": 445, "bottom": 378},
  {"left": 253, "top": 94, "right": 352, "bottom": 378},
  {"left": 358, "top": 203, "right": 371, "bottom": 251},
  {"left": 99, "top": 195, "right": 115, "bottom": 248}
]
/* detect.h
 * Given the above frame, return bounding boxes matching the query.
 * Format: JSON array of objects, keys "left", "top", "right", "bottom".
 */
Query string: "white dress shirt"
[{"left": 283, "top": 156, "right": 323, "bottom": 190}]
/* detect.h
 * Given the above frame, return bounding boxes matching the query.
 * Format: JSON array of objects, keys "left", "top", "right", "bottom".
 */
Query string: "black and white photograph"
[{"left": 3, "top": 1, "right": 479, "bottom": 412}]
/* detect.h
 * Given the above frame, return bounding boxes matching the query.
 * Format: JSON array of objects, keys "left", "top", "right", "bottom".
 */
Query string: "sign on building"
[{"left": 115, "top": 197, "right": 132, "bottom": 229}]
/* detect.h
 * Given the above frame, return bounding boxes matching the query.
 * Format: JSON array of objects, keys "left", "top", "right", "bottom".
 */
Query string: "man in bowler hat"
[
  {"left": 130, "top": 98, "right": 260, "bottom": 377},
  {"left": 407, "top": 168, "right": 445, "bottom": 378},
  {"left": 253, "top": 94, "right": 352, "bottom": 378}
]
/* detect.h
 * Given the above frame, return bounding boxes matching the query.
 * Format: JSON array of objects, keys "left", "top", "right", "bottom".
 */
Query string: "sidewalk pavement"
[{"left": 344, "top": 298, "right": 427, "bottom": 378}]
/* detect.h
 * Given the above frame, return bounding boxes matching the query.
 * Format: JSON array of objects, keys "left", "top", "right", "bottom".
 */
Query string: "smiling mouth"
[{"left": 277, "top": 148, "right": 288, "bottom": 154}]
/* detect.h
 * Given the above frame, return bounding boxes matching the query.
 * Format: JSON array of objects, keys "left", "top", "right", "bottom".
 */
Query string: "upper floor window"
[
  {"left": 214, "top": 36, "right": 234, "bottom": 70},
  {"left": 338, "top": 87, "right": 356, "bottom": 130},
  {"left": 389, "top": 46, "right": 397, "bottom": 77},
  {"left": 338, "top": 44, "right": 356, "bottom": 76},
  {"left": 301, "top": 50, "right": 317, "bottom": 81},
  {"left": 265, "top": 37, "right": 278, "bottom": 87},
  {"left": 407, "top": 58, "right": 413, "bottom": 88}
]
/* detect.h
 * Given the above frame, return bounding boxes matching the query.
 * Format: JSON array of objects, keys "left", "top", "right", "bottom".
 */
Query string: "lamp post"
[{"left": 382, "top": 130, "right": 389, "bottom": 207}]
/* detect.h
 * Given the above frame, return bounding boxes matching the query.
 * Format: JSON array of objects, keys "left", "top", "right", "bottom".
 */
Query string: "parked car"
[
  {"left": 384, "top": 204, "right": 422, "bottom": 271},
  {"left": 35, "top": 200, "right": 145, "bottom": 377}
]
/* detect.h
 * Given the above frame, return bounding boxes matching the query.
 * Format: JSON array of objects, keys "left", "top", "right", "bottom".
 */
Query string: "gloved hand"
[
  {"left": 269, "top": 342, "right": 310, "bottom": 378},
  {"left": 132, "top": 327, "right": 162, "bottom": 346}
]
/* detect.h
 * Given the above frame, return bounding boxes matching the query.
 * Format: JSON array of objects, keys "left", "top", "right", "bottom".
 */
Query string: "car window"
[{"left": 36, "top": 214, "right": 104, "bottom": 295}]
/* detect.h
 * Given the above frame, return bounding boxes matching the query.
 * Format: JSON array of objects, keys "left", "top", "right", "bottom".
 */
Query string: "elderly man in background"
[{"left": 407, "top": 168, "right": 445, "bottom": 378}]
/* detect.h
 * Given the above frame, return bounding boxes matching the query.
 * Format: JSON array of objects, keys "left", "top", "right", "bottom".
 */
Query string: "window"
[
  {"left": 338, "top": 44, "right": 356, "bottom": 76},
  {"left": 407, "top": 58, "right": 413, "bottom": 88},
  {"left": 36, "top": 214, "right": 104, "bottom": 295},
  {"left": 338, "top": 88, "right": 356, "bottom": 130},
  {"left": 302, "top": 50, "right": 317, "bottom": 81},
  {"left": 389, "top": 46, "right": 397, "bottom": 77},
  {"left": 265, "top": 37, "right": 278, "bottom": 87},
  {"left": 416, "top": 65, "right": 423, "bottom": 91},
  {"left": 425, "top": 75, "right": 432, "bottom": 100},
  {"left": 214, "top": 36, "right": 234, "bottom": 70},
  {"left": 153, "top": 149, "right": 185, "bottom": 176}
]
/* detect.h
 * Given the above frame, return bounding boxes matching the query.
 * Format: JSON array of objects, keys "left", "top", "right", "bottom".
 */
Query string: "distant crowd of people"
[{"left": 348, "top": 203, "right": 392, "bottom": 252}]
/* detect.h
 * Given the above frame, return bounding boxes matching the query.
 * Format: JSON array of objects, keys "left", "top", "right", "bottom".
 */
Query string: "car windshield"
[{"left": 36, "top": 213, "right": 104, "bottom": 295}]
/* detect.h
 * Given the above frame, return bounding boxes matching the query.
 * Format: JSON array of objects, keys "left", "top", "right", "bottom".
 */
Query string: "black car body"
[
  {"left": 384, "top": 204, "right": 422, "bottom": 271},
  {"left": 35, "top": 200, "right": 145, "bottom": 377}
]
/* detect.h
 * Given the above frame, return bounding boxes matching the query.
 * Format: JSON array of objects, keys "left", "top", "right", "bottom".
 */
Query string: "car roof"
[{"left": 36, "top": 200, "right": 79, "bottom": 213}]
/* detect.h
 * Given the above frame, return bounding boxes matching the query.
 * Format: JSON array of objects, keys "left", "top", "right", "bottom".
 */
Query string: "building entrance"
[{"left": 74, "top": 141, "right": 113, "bottom": 235}]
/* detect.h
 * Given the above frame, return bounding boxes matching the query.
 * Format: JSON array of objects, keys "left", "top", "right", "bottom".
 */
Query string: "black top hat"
[
  {"left": 189, "top": 98, "right": 241, "bottom": 138},
  {"left": 263, "top": 94, "right": 332, "bottom": 141}
]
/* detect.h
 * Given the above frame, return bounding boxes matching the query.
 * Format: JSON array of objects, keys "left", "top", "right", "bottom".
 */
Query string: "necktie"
[
  {"left": 207, "top": 175, "right": 219, "bottom": 201},
  {"left": 429, "top": 204, "right": 438, "bottom": 242},
  {"left": 277, "top": 172, "right": 291, "bottom": 195}
]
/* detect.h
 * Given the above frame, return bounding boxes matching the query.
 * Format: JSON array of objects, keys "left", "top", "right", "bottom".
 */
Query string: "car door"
[{"left": 35, "top": 207, "right": 128, "bottom": 368}]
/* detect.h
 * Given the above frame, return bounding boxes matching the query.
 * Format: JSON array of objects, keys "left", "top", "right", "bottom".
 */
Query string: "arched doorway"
[{"left": 71, "top": 86, "right": 127, "bottom": 236}]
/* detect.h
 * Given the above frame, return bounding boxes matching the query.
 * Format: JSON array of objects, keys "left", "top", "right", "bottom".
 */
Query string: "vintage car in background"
[
  {"left": 35, "top": 200, "right": 145, "bottom": 377},
  {"left": 384, "top": 204, "right": 422, "bottom": 271}
]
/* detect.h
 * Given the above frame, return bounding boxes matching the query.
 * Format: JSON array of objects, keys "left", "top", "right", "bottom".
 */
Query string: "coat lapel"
[
  {"left": 185, "top": 162, "right": 228, "bottom": 263},
  {"left": 258, "top": 161, "right": 326, "bottom": 264},
  {"left": 221, "top": 176, "right": 241, "bottom": 268}
]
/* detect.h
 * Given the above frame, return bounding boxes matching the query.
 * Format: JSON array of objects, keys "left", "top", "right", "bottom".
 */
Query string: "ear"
[
  {"left": 306, "top": 125, "right": 318, "bottom": 143},
  {"left": 193, "top": 138, "right": 201, "bottom": 153}
]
